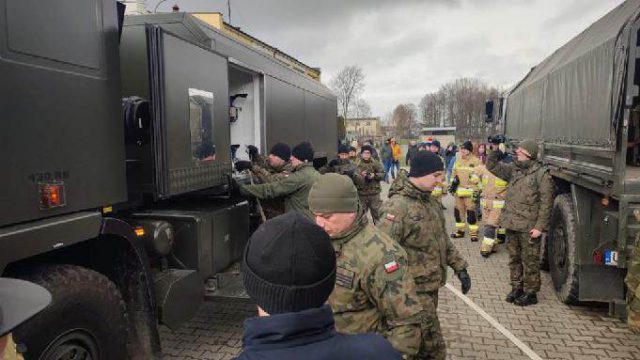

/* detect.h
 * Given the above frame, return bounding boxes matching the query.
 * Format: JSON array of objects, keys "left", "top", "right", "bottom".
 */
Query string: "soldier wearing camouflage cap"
[
  {"left": 378, "top": 151, "right": 470, "bottom": 360},
  {"left": 309, "top": 173, "right": 423, "bottom": 358},
  {"left": 486, "top": 139, "right": 554, "bottom": 306}
]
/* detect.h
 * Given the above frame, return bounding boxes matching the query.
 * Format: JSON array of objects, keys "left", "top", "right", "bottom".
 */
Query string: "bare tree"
[
  {"left": 417, "top": 78, "right": 501, "bottom": 142},
  {"left": 330, "top": 65, "right": 365, "bottom": 120},
  {"left": 349, "top": 98, "right": 372, "bottom": 118},
  {"left": 392, "top": 103, "right": 418, "bottom": 138}
]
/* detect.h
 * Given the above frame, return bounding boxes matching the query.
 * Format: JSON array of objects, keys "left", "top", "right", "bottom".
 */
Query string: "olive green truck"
[{"left": 486, "top": 0, "right": 640, "bottom": 316}]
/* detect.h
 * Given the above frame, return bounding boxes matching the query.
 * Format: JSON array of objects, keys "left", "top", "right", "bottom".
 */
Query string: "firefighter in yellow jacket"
[
  {"left": 477, "top": 161, "right": 508, "bottom": 257},
  {"left": 449, "top": 141, "right": 481, "bottom": 242}
]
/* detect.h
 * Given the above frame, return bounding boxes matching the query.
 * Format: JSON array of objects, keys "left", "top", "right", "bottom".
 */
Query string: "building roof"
[{"left": 421, "top": 126, "right": 456, "bottom": 131}]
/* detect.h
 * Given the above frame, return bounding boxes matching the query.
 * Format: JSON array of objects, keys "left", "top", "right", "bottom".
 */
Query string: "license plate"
[{"left": 604, "top": 250, "right": 618, "bottom": 266}]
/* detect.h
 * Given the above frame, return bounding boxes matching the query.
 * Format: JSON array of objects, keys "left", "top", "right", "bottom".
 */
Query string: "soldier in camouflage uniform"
[
  {"left": 239, "top": 142, "right": 320, "bottom": 220},
  {"left": 378, "top": 152, "right": 470, "bottom": 360},
  {"left": 235, "top": 143, "right": 293, "bottom": 219},
  {"left": 355, "top": 145, "right": 385, "bottom": 223},
  {"left": 320, "top": 145, "right": 360, "bottom": 176},
  {"left": 308, "top": 174, "right": 423, "bottom": 358},
  {"left": 450, "top": 141, "right": 482, "bottom": 241},
  {"left": 626, "top": 213, "right": 640, "bottom": 333},
  {"left": 486, "top": 139, "right": 554, "bottom": 306}
]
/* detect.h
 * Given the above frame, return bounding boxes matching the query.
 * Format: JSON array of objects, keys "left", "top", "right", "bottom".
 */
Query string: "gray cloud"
[{"left": 147, "top": 0, "right": 625, "bottom": 115}]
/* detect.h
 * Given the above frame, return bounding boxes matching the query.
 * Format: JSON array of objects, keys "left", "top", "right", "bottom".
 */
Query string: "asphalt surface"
[{"left": 160, "top": 183, "right": 640, "bottom": 360}]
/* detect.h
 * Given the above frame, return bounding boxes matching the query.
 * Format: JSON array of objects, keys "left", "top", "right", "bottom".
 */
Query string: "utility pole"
[{"left": 227, "top": 0, "right": 231, "bottom": 25}]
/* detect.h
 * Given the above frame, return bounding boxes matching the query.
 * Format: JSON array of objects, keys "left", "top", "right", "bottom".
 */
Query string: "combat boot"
[
  {"left": 514, "top": 292, "right": 538, "bottom": 306},
  {"left": 480, "top": 237, "right": 495, "bottom": 257},
  {"left": 505, "top": 288, "right": 524, "bottom": 303},
  {"left": 451, "top": 231, "right": 465, "bottom": 238}
]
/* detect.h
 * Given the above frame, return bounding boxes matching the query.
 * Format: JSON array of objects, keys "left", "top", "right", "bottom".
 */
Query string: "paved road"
[{"left": 161, "top": 185, "right": 640, "bottom": 360}]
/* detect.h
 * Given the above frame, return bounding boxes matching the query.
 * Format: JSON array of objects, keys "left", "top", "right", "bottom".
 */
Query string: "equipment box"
[{"left": 131, "top": 200, "right": 249, "bottom": 279}]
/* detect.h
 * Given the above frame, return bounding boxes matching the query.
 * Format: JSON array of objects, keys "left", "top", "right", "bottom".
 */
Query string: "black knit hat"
[
  {"left": 338, "top": 144, "right": 350, "bottom": 154},
  {"left": 360, "top": 145, "right": 373, "bottom": 154},
  {"left": 408, "top": 151, "right": 444, "bottom": 177},
  {"left": 270, "top": 142, "right": 291, "bottom": 161},
  {"left": 462, "top": 141, "right": 473, "bottom": 152},
  {"left": 431, "top": 140, "right": 441, "bottom": 148},
  {"left": 291, "top": 142, "right": 314, "bottom": 162},
  {"left": 242, "top": 212, "right": 336, "bottom": 314}
]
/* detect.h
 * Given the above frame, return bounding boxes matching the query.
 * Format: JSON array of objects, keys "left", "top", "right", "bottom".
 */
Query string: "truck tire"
[
  {"left": 547, "top": 193, "right": 579, "bottom": 304},
  {"left": 540, "top": 234, "right": 550, "bottom": 271},
  {"left": 13, "top": 264, "right": 127, "bottom": 360}
]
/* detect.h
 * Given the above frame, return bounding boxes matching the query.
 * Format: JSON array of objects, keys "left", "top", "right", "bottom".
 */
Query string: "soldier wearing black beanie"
[
  {"left": 408, "top": 151, "right": 444, "bottom": 178},
  {"left": 237, "top": 212, "right": 402, "bottom": 360}
]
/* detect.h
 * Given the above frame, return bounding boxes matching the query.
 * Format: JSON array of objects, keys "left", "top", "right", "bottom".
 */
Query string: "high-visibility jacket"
[
  {"left": 478, "top": 165, "right": 508, "bottom": 209},
  {"left": 451, "top": 154, "right": 481, "bottom": 197}
]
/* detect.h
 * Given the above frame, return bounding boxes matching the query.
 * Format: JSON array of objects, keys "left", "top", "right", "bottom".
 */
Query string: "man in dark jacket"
[
  {"left": 406, "top": 140, "right": 419, "bottom": 166},
  {"left": 237, "top": 212, "right": 401, "bottom": 360}
]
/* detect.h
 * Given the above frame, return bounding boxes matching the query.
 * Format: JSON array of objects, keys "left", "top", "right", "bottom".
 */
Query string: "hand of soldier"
[
  {"left": 529, "top": 228, "right": 542, "bottom": 238},
  {"left": 498, "top": 143, "right": 506, "bottom": 153},
  {"left": 246, "top": 145, "right": 259, "bottom": 158},
  {"left": 234, "top": 160, "right": 253, "bottom": 172},
  {"left": 458, "top": 269, "right": 471, "bottom": 294}
]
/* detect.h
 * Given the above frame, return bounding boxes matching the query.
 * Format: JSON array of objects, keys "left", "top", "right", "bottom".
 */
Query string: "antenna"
[{"left": 227, "top": 0, "right": 231, "bottom": 24}]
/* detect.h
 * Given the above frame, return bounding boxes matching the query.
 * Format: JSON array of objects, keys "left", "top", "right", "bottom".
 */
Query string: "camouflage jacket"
[
  {"left": 354, "top": 158, "right": 385, "bottom": 195},
  {"left": 378, "top": 170, "right": 468, "bottom": 292},
  {"left": 319, "top": 158, "right": 358, "bottom": 176},
  {"left": 329, "top": 209, "right": 422, "bottom": 358},
  {"left": 486, "top": 151, "right": 554, "bottom": 232},
  {"left": 250, "top": 161, "right": 293, "bottom": 184},
  {"left": 240, "top": 163, "right": 320, "bottom": 220}
]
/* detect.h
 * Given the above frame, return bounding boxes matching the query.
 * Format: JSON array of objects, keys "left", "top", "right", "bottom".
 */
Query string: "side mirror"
[{"left": 485, "top": 100, "right": 494, "bottom": 123}]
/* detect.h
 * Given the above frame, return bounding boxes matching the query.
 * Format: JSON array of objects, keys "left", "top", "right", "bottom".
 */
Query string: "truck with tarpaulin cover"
[
  {"left": 486, "top": 0, "right": 640, "bottom": 316},
  {"left": 0, "top": 1, "right": 337, "bottom": 358}
]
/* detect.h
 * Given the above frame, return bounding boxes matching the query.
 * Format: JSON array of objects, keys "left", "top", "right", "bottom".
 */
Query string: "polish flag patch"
[
  {"left": 384, "top": 260, "right": 399, "bottom": 273},
  {"left": 385, "top": 213, "right": 396, "bottom": 221}
]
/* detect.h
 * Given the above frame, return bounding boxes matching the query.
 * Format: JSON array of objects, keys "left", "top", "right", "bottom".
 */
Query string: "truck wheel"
[
  {"left": 540, "top": 234, "right": 550, "bottom": 271},
  {"left": 13, "top": 264, "right": 127, "bottom": 360},
  {"left": 547, "top": 193, "right": 579, "bottom": 304}
]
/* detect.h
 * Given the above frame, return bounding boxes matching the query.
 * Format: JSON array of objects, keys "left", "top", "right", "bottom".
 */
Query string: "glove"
[
  {"left": 328, "top": 159, "right": 339, "bottom": 168},
  {"left": 458, "top": 269, "right": 471, "bottom": 294},
  {"left": 498, "top": 143, "right": 506, "bottom": 153},
  {"left": 448, "top": 176, "right": 460, "bottom": 195},
  {"left": 247, "top": 145, "right": 259, "bottom": 161},
  {"left": 235, "top": 160, "right": 252, "bottom": 172}
]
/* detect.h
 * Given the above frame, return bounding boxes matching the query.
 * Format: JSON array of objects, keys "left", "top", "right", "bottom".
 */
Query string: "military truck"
[
  {"left": 0, "top": 1, "right": 337, "bottom": 359},
  {"left": 486, "top": 0, "right": 640, "bottom": 316}
]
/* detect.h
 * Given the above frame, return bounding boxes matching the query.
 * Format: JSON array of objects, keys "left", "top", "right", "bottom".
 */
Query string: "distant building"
[
  {"left": 420, "top": 126, "right": 456, "bottom": 147},
  {"left": 346, "top": 117, "right": 381, "bottom": 142}
]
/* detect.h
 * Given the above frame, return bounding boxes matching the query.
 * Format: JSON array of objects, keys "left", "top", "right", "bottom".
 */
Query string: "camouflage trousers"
[
  {"left": 416, "top": 289, "right": 446, "bottom": 360},
  {"left": 626, "top": 242, "right": 640, "bottom": 333},
  {"left": 506, "top": 230, "right": 541, "bottom": 293},
  {"left": 453, "top": 196, "right": 478, "bottom": 237},
  {"left": 359, "top": 193, "right": 382, "bottom": 224}
]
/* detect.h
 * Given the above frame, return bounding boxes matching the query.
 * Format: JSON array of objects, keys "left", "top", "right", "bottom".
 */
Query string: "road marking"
[{"left": 445, "top": 283, "right": 543, "bottom": 360}]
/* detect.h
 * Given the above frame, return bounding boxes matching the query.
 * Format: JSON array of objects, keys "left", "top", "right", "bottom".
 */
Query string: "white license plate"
[{"left": 604, "top": 250, "right": 618, "bottom": 266}]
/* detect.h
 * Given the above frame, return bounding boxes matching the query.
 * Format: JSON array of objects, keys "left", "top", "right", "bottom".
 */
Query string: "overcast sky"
[{"left": 148, "top": 0, "right": 626, "bottom": 116}]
